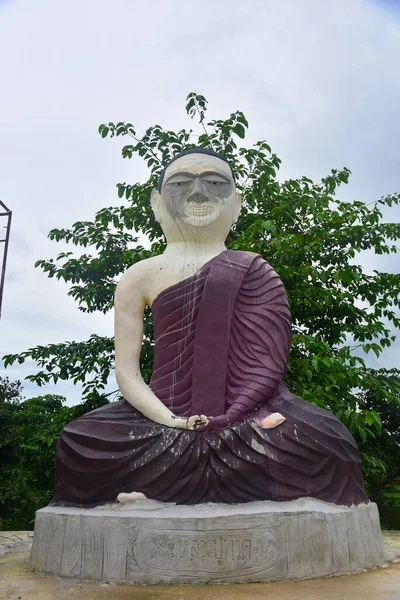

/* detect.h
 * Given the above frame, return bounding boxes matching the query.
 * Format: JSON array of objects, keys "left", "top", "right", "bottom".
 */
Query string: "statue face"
[{"left": 160, "top": 154, "right": 238, "bottom": 230}]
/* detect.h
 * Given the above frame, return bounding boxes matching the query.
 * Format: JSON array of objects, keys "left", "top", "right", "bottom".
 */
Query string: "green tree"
[
  {"left": 358, "top": 371, "right": 400, "bottom": 528},
  {"left": 0, "top": 376, "right": 110, "bottom": 529},
  {"left": 3, "top": 93, "right": 400, "bottom": 511},
  {"left": 0, "top": 378, "right": 66, "bottom": 528},
  {"left": 0, "top": 376, "right": 23, "bottom": 403},
  {"left": 0, "top": 377, "right": 24, "bottom": 504}
]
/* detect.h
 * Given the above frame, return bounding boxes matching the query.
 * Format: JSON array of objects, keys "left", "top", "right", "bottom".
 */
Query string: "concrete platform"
[
  {"left": 29, "top": 498, "right": 384, "bottom": 584},
  {"left": 1, "top": 529, "right": 400, "bottom": 600}
]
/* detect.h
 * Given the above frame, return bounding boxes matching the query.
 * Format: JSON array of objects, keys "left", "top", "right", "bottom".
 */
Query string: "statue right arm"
[{"left": 114, "top": 264, "right": 206, "bottom": 430}]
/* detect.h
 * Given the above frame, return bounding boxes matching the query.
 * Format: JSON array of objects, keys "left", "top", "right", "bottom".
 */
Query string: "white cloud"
[{"left": 0, "top": 0, "right": 399, "bottom": 402}]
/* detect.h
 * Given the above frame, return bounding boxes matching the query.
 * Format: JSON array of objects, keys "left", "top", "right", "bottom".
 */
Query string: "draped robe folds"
[{"left": 54, "top": 250, "right": 368, "bottom": 507}]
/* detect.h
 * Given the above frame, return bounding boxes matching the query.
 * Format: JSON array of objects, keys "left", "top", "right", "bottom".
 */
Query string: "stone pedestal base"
[{"left": 29, "top": 498, "right": 384, "bottom": 584}]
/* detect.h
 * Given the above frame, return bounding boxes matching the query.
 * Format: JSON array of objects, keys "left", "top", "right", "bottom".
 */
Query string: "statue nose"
[{"left": 187, "top": 178, "right": 208, "bottom": 203}]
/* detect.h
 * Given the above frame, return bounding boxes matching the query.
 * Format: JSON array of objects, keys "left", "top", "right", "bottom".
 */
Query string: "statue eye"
[{"left": 203, "top": 178, "right": 228, "bottom": 186}]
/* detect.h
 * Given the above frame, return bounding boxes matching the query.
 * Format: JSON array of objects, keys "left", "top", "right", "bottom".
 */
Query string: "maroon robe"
[{"left": 54, "top": 250, "right": 368, "bottom": 506}]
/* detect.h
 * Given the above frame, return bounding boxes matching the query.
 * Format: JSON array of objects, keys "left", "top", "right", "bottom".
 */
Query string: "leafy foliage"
[
  {"left": 358, "top": 371, "right": 400, "bottom": 528},
  {"left": 2, "top": 93, "right": 400, "bottom": 525},
  {"left": 0, "top": 377, "right": 108, "bottom": 529},
  {"left": 0, "top": 376, "right": 23, "bottom": 404}
]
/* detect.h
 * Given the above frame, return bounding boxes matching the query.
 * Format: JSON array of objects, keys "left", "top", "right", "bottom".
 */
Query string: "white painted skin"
[
  {"left": 117, "top": 491, "right": 146, "bottom": 503},
  {"left": 114, "top": 153, "right": 285, "bottom": 431},
  {"left": 258, "top": 413, "right": 286, "bottom": 428},
  {"left": 115, "top": 153, "right": 285, "bottom": 503}
]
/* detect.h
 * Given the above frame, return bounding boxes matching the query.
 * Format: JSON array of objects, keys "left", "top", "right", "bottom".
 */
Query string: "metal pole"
[{"left": 0, "top": 200, "right": 12, "bottom": 320}]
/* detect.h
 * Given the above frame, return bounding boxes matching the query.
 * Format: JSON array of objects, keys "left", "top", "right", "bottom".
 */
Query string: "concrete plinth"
[{"left": 29, "top": 498, "right": 384, "bottom": 584}]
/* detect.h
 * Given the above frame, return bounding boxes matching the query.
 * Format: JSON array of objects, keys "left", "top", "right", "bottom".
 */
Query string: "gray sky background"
[{"left": 0, "top": 0, "right": 399, "bottom": 404}]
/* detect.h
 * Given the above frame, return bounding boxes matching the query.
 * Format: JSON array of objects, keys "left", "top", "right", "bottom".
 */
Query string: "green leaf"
[
  {"left": 233, "top": 123, "right": 246, "bottom": 139},
  {"left": 237, "top": 114, "right": 249, "bottom": 128},
  {"left": 185, "top": 98, "right": 195, "bottom": 114},
  {"left": 365, "top": 412, "right": 374, "bottom": 426},
  {"left": 359, "top": 427, "right": 367, "bottom": 442},
  {"left": 262, "top": 220, "right": 276, "bottom": 233}
]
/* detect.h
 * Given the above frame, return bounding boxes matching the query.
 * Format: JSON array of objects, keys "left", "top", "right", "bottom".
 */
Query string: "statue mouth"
[{"left": 185, "top": 202, "right": 216, "bottom": 217}]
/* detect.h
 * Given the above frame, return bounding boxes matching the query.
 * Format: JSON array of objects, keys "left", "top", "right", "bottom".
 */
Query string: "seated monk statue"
[{"left": 54, "top": 148, "right": 368, "bottom": 507}]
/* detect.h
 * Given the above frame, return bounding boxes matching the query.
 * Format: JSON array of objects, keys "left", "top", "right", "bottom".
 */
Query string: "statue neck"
[
  {"left": 163, "top": 241, "right": 227, "bottom": 262},
  {"left": 160, "top": 214, "right": 232, "bottom": 270}
]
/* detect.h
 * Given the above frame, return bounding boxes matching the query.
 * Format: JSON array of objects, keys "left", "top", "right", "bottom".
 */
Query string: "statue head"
[{"left": 150, "top": 148, "right": 241, "bottom": 243}]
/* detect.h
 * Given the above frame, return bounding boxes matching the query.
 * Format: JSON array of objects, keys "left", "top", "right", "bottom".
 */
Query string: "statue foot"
[
  {"left": 117, "top": 491, "right": 147, "bottom": 503},
  {"left": 257, "top": 412, "right": 286, "bottom": 429}
]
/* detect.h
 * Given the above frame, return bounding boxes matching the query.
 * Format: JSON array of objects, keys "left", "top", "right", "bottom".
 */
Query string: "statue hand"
[
  {"left": 196, "top": 414, "right": 229, "bottom": 431},
  {"left": 170, "top": 414, "right": 209, "bottom": 430},
  {"left": 188, "top": 414, "right": 209, "bottom": 430}
]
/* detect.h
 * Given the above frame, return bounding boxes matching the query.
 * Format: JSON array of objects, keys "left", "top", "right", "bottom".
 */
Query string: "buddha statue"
[{"left": 54, "top": 148, "right": 368, "bottom": 507}]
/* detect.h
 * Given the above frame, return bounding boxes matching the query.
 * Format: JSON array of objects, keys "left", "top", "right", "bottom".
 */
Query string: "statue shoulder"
[
  {"left": 224, "top": 249, "right": 272, "bottom": 268},
  {"left": 115, "top": 256, "right": 161, "bottom": 308},
  {"left": 224, "top": 251, "right": 284, "bottom": 287}
]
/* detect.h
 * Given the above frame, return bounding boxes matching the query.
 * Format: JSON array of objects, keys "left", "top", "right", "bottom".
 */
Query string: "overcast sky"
[{"left": 0, "top": 0, "right": 399, "bottom": 404}]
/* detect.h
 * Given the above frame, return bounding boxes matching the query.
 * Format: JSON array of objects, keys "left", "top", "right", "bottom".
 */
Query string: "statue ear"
[
  {"left": 234, "top": 191, "right": 242, "bottom": 223},
  {"left": 150, "top": 189, "right": 162, "bottom": 223}
]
